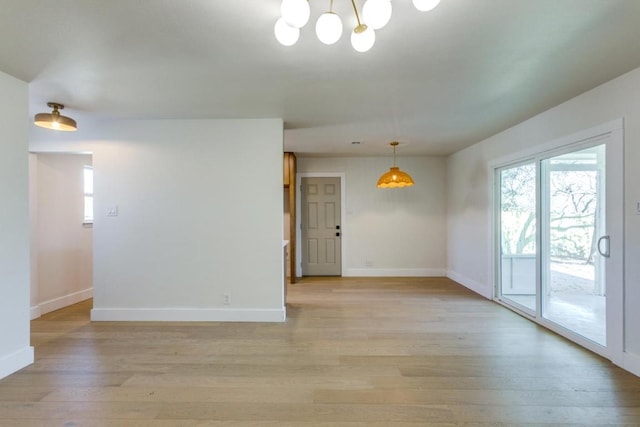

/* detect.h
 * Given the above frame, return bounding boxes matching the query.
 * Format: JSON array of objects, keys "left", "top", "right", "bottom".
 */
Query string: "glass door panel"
[
  {"left": 498, "top": 162, "right": 537, "bottom": 312},
  {"left": 541, "top": 145, "right": 606, "bottom": 346}
]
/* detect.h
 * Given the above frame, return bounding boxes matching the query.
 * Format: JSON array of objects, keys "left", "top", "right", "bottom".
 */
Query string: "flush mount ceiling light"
[
  {"left": 34, "top": 102, "right": 77, "bottom": 131},
  {"left": 377, "top": 141, "right": 415, "bottom": 188},
  {"left": 275, "top": 0, "right": 441, "bottom": 52}
]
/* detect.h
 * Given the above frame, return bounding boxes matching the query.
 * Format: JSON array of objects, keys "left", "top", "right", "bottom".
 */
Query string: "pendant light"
[
  {"left": 34, "top": 102, "right": 77, "bottom": 132},
  {"left": 377, "top": 142, "right": 414, "bottom": 188}
]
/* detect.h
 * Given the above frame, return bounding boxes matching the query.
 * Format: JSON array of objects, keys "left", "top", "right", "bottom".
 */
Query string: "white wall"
[
  {"left": 0, "top": 71, "right": 33, "bottom": 380},
  {"left": 30, "top": 118, "right": 285, "bottom": 322},
  {"left": 297, "top": 156, "right": 447, "bottom": 276},
  {"left": 447, "top": 66, "right": 640, "bottom": 374},
  {"left": 30, "top": 153, "right": 93, "bottom": 319}
]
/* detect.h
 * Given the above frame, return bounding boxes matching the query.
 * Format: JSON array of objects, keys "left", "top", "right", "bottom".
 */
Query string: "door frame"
[
  {"left": 296, "top": 173, "right": 347, "bottom": 278},
  {"left": 489, "top": 118, "right": 624, "bottom": 363}
]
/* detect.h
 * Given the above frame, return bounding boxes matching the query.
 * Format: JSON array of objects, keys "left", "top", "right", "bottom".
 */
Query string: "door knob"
[{"left": 597, "top": 235, "right": 610, "bottom": 258}]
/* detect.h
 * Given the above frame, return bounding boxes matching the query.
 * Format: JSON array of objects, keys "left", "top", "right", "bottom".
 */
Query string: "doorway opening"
[{"left": 29, "top": 152, "right": 94, "bottom": 319}]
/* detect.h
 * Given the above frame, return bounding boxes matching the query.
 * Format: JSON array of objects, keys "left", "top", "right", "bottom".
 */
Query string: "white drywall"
[
  {"left": 0, "top": 71, "right": 33, "bottom": 380},
  {"left": 30, "top": 119, "right": 285, "bottom": 322},
  {"left": 30, "top": 153, "right": 93, "bottom": 318},
  {"left": 297, "top": 156, "right": 447, "bottom": 276},
  {"left": 447, "top": 66, "right": 640, "bottom": 374}
]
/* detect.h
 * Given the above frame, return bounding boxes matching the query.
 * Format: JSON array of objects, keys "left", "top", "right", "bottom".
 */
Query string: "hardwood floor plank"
[
  {"left": 313, "top": 388, "right": 640, "bottom": 407},
  {"left": 41, "top": 386, "right": 315, "bottom": 404},
  {"left": 155, "top": 402, "right": 453, "bottom": 423}
]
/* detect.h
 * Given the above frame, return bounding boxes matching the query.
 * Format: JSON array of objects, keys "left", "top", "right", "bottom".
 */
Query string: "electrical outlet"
[
  {"left": 365, "top": 260, "right": 373, "bottom": 267},
  {"left": 223, "top": 294, "right": 230, "bottom": 305}
]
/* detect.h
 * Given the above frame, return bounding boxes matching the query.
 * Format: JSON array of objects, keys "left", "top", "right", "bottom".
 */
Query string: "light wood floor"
[{"left": 1, "top": 277, "right": 640, "bottom": 426}]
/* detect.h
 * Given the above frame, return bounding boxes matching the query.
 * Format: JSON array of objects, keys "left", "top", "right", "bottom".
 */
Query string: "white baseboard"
[
  {"left": 621, "top": 351, "right": 640, "bottom": 378},
  {"left": 91, "top": 307, "right": 286, "bottom": 323},
  {"left": 343, "top": 268, "right": 446, "bottom": 277},
  {"left": 0, "top": 346, "right": 34, "bottom": 381},
  {"left": 447, "top": 270, "right": 492, "bottom": 299},
  {"left": 30, "top": 305, "right": 41, "bottom": 320},
  {"left": 31, "top": 288, "right": 93, "bottom": 319}
]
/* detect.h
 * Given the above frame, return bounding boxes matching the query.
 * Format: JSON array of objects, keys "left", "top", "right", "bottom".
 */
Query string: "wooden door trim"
[{"left": 284, "top": 153, "right": 297, "bottom": 284}]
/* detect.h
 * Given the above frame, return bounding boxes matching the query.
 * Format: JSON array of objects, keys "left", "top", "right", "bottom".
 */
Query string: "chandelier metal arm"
[{"left": 350, "top": 0, "right": 363, "bottom": 28}]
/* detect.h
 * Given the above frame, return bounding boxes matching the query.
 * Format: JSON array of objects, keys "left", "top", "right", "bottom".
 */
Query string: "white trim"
[
  {"left": 605, "top": 126, "right": 625, "bottom": 366},
  {"left": 447, "top": 270, "right": 492, "bottom": 299},
  {"left": 344, "top": 268, "right": 446, "bottom": 277},
  {"left": 30, "top": 288, "right": 93, "bottom": 319},
  {"left": 30, "top": 305, "right": 41, "bottom": 320},
  {"left": 620, "top": 352, "right": 640, "bottom": 377},
  {"left": 296, "top": 172, "right": 347, "bottom": 278},
  {"left": 0, "top": 346, "right": 34, "bottom": 381},
  {"left": 488, "top": 118, "right": 623, "bottom": 169},
  {"left": 488, "top": 161, "right": 498, "bottom": 301},
  {"left": 90, "top": 307, "right": 286, "bottom": 322}
]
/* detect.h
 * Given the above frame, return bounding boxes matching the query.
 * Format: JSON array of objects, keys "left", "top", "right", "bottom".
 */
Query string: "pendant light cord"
[{"left": 393, "top": 143, "right": 397, "bottom": 167}]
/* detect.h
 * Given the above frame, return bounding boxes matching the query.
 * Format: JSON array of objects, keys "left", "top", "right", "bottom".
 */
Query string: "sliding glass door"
[
  {"left": 495, "top": 127, "right": 622, "bottom": 356},
  {"left": 541, "top": 145, "right": 606, "bottom": 346},
  {"left": 498, "top": 162, "right": 537, "bottom": 313}
]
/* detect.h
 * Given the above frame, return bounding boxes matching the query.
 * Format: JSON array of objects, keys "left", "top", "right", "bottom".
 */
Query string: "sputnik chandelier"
[{"left": 274, "top": 0, "right": 441, "bottom": 52}]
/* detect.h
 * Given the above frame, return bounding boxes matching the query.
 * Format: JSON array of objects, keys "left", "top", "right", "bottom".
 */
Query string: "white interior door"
[{"left": 301, "top": 177, "right": 342, "bottom": 276}]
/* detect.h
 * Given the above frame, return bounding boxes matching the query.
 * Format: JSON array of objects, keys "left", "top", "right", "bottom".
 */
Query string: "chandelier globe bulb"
[
  {"left": 316, "top": 12, "right": 343, "bottom": 45},
  {"left": 363, "top": 0, "right": 392, "bottom": 30},
  {"left": 281, "top": 0, "right": 311, "bottom": 28},
  {"left": 351, "top": 25, "right": 376, "bottom": 52},
  {"left": 274, "top": 17, "right": 300, "bottom": 46}
]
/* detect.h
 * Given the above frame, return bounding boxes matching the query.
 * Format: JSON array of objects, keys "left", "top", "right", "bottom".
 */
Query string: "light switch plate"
[{"left": 107, "top": 205, "right": 118, "bottom": 217}]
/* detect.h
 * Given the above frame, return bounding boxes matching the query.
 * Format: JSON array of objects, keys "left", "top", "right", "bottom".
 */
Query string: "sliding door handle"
[{"left": 597, "top": 235, "right": 610, "bottom": 258}]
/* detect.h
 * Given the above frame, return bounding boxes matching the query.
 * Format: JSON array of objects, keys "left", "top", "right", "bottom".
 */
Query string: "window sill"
[{"left": 83, "top": 222, "right": 93, "bottom": 228}]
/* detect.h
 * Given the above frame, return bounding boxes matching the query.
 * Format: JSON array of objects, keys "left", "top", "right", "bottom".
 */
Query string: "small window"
[{"left": 84, "top": 165, "right": 94, "bottom": 224}]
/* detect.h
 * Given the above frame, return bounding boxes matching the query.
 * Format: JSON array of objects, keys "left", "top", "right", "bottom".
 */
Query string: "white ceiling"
[{"left": 2, "top": 0, "right": 640, "bottom": 156}]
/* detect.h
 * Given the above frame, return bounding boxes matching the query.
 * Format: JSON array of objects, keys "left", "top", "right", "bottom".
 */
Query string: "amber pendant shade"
[
  {"left": 377, "top": 166, "right": 415, "bottom": 188},
  {"left": 377, "top": 142, "right": 414, "bottom": 188}
]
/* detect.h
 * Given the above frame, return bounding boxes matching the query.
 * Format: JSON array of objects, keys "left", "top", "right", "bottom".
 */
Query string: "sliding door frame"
[{"left": 489, "top": 119, "right": 624, "bottom": 362}]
